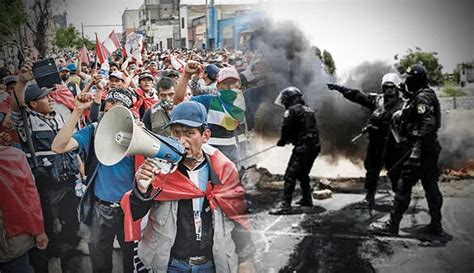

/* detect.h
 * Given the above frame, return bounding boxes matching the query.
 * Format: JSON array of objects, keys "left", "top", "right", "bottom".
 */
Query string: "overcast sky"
[{"left": 64, "top": 0, "right": 473, "bottom": 73}]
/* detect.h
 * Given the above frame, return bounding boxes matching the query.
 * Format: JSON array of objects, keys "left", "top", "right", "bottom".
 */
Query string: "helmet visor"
[{"left": 274, "top": 92, "right": 285, "bottom": 108}]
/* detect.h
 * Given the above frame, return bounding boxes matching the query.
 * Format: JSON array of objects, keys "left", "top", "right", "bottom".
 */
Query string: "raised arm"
[
  {"left": 11, "top": 61, "right": 34, "bottom": 112},
  {"left": 327, "top": 84, "right": 376, "bottom": 110},
  {"left": 174, "top": 61, "right": 201, "bottom": 104},
  {"left": 52, "top": 92, "right": 94, "bottom": 153}
]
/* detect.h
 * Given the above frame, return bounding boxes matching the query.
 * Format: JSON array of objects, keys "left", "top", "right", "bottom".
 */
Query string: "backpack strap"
[{"left": 83, "top": 123, "right": 100, "bottom": 185}]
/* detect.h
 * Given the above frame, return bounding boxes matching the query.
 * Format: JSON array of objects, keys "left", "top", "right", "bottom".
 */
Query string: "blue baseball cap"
[
  {"left": 205, "top": 64, "right": 220, "bottom": 81},
  {"left": 67, "top": 63, "right": 77, "bottom": 72},
  {"left": 166, "top": 101, "right": 208, "bottom": 128}
]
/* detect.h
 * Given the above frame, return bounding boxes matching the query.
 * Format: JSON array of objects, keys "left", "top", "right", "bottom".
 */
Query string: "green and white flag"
[{"left": 208, "top": 89, "right": 246, "bottom": 131}]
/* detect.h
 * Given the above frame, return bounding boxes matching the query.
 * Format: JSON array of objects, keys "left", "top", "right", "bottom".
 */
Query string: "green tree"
[
  {"left": 77, "top": 37, "right": 95, "bottom": 51},
  {"left": 54, "top": 26, "right": 79, "bottom": 48},
  {"left": 54, "top": 26, "right": 94, "bottom": 50},
  {"left": 0, "top": 0, "right": 28, "bottom": 44},
  {"left": 322, "top": 50, "right": 336, "bottom": 75},
  {"left": 395, "top": 48, "right": 444, "bottom": 85}
]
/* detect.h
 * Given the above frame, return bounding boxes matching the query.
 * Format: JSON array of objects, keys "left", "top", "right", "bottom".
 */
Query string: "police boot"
[
  {"left": 421, "top": 221, "right": 443, "bottom": 237},
  {"left": 369, "top": 219, "right": 399, "bottom": 236},
  {"left": 269, "top": 201, "right": 292, "bottom": 215},
  {"left": 296, "top": 193, "right": 313, "bottom": 207},
  {"left": 298, "top": 180, "right": 313, "bottom": 207},
  {"left": 295, "top": 198, "right": 313, "bottom": 207},
  {"left": 362, "top": 190, "right": 375, "bottom": 207}
]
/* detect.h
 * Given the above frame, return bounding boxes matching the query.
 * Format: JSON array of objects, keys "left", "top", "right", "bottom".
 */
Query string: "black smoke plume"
[{"left": 252, "top": 21, "right": 392, "bottom": 163}]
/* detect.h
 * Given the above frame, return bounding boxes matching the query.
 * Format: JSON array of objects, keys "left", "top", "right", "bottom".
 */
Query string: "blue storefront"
[{"left": 215, "top": 11, "right": 265, "bottom": 50}]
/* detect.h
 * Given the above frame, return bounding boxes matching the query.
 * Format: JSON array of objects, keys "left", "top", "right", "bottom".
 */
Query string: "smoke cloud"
[{"left": 438, "top": 110, "right": 474, "bottom": 168}]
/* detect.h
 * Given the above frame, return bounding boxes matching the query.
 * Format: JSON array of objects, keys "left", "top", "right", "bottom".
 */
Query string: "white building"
[
  {"left": 136, "top": 0, "right": 180, "bottom": 50},
  {"left": 122, "top": 9, "right": 140, "bottom": 37},
  {"left": 460, "top": 68, "right": 474, "bottom": 95}
]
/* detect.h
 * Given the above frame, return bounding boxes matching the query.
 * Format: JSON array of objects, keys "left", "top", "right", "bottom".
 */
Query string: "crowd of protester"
[{"left": 0, "top": 44, "right": 262, "bottom": 273}]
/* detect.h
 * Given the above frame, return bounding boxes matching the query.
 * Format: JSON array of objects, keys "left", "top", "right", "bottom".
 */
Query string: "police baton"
[
  {"left": 236, "top": 144, "right": 277, "bottom": 164},
  {"left": 351, "top": 132, "right": 364, "bottom": 143},
  {"left": 351, "top": 125, "right": 379, "bottom": 143}
]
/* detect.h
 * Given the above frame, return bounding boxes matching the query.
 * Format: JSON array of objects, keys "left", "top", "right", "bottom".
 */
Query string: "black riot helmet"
[
  {"left": 274, "top": 86, "right": 304, "bottom": 108},
  {"left": 404, "top": 64, "right": 428, "bottom": 95}
]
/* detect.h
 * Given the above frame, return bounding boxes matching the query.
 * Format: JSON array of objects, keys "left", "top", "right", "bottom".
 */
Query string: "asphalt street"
[{"left": 62, "top": 179, "right": 474, "bottom": 273}]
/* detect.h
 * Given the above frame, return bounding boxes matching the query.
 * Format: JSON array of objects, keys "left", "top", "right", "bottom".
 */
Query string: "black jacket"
[
  {"left": 279, "top": 99, "right": 320, "bottom": 148},
  {"left": 399, "top": 88, "right": 441, "bottom": 150}
]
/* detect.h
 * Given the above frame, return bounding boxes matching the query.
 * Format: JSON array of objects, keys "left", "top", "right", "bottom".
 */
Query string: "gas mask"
[{"left": 382, "top": 84, "right": 399, "bottom": 105}]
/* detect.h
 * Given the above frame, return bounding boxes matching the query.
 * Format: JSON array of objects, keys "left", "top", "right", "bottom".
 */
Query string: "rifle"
[{"left": 13, "top": 91, "right": 38, "bottom": 168}]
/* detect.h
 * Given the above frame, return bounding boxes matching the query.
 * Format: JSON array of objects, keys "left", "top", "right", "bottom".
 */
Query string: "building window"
[{"left": 181, "top": 18, "right": 185, "bottom": 29}]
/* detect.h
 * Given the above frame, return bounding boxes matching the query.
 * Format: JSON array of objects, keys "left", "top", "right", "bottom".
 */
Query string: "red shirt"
[
  {"left": 131, "top": 88, "right": 159, "bottom": 118},
  {"left": 0, "top": 147, "right": 45, "bottom": 238}
]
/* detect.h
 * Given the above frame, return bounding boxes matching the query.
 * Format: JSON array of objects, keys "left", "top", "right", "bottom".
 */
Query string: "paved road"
[
  {"left": 63, "top": 183, "right": 474, "bottom": 273},
  {"left": 250, "top": 191, "right": 474, "bottom": 273}
]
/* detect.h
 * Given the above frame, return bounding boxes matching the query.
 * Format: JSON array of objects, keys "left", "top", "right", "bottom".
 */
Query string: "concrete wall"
[
  {"left": 150, "top": 24, "right": 180, "bottom": 50},
  {"left": 440, "top": 96, "right": 474, "bottom": 111},
  {"left": 179, "top": 5, "right": 189, "bottom": 48}
]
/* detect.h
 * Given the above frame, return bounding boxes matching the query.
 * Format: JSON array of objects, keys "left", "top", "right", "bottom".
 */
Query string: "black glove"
[
  {"left": 327, "top": 83, "right": 345, "bottom": 93},
  {"left": 276, "top": 139, "right": 286, "bottom": 147}
]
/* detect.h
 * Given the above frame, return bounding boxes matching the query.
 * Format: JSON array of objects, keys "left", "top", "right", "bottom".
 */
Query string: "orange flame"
[{"left": 443, "top": 160, "right": 474, "bottom": 177}]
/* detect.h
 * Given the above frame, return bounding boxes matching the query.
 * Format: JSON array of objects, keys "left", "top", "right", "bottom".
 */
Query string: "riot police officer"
[
  {"left": 270, "top": 87, "right": 321, "bottom": 215},
  {"left": 327, "top": 73, "right": 407, "bottom": 206},
  {"left": 370, "top": 64, "right": 443, "bottom": 236}
]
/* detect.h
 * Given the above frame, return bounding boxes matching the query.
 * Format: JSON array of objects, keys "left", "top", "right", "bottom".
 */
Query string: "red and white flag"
[
  {"left": 102, "top": 30, "right": 122, "bottom": 55},
  {"left": 95, "top": 33, "right": 109, "bottom": 64}
]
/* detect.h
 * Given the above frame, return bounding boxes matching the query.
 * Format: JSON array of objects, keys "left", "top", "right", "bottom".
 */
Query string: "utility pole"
[
  {"left": 177, "top": 0, "right": 181, "bottom": 48},
  {"left": 205, "top": 0, "right": 208, "bottom": 50},
  {"left": 208, "top": 0, "right": 216, "bottom": 49},
  {"left": 81, "top": 22, "right": 84, "bottom": 38}
]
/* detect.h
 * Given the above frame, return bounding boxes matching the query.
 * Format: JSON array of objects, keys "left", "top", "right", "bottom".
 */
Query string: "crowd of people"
[
  {"left": 0, "top": 39, "right": 444, "bottom": 273},
  {"left": 0, "top": 44, "right": 266, "bottom": 273}
]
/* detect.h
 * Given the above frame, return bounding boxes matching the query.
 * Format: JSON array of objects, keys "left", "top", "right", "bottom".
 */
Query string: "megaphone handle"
[
  {"left": 138, "top": 179, "right": 153, "bottom": 192},
  {"left": 134, "top": 166, "right": 172, "bottom": 202}
]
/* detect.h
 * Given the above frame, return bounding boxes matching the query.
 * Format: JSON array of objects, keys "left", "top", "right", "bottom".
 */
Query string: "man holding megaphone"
[
  {"left": 52, "top": 88, "right": 136, "bottom": 273},
  {"left": 121, "top": 101, "right": 257, "bottom": 273}
]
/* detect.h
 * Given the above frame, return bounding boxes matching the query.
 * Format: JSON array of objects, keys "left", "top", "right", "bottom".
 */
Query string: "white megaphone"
[{"left": 94, "top": 105, "right": 185, "bottom": 166}]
